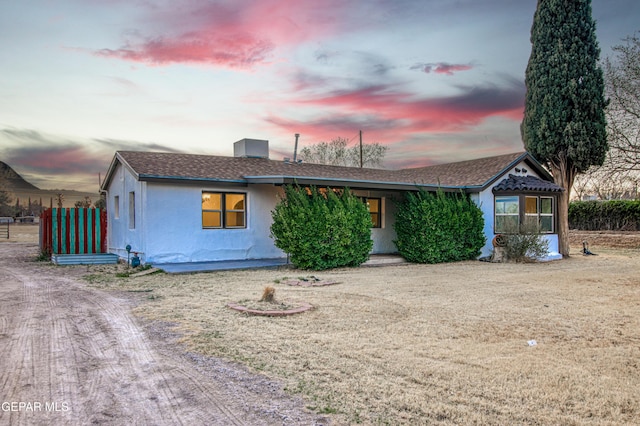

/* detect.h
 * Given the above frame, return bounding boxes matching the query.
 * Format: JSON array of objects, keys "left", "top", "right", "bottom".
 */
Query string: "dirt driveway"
[{"left": 0, "top": 243, "right": 328, "bottom": 426}]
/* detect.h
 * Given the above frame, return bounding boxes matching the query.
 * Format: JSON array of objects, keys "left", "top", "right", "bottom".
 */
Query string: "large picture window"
[
  {"left": 495, "top": 195, "right": 554, "bottom": 233},
  {"left": 202, "top": 192, "right": 246, "bottom": 229}
]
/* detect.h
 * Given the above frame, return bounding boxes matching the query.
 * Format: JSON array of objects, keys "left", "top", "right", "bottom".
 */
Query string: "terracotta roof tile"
[{"left": 492, "top": 174, "right": 564, "bottom": 192}]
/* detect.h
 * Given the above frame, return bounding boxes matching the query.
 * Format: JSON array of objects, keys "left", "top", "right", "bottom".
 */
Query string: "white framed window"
[
  {"left": 540, "top": 197, "right": 554, "bottom": 233},
  {"left": 495, "top": 195, "right": 554, "bottom": 234},
  {"left": 495, "top": 196, "right": 519, "bottom": 233}
]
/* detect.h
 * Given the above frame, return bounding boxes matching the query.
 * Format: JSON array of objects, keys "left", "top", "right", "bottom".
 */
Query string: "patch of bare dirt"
[{"left": 0, "top": 243, "right": 329, "bottom": 425}]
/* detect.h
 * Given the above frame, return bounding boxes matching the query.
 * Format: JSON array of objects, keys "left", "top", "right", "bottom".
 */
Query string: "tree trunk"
[
  {"left": 549, "top": 159, "right": 577, "bottom": 258},
  {"left": 556, "top": 184, "right": 571, "bottom": 257}
]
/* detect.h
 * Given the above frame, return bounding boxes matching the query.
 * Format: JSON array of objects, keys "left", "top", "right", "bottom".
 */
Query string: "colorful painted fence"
[{"left": 40, "top": 208, "right": 107, "bottom": 254}]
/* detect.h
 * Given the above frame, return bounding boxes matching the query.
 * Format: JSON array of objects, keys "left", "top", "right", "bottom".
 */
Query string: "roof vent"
[{"left": 234, "top": 139, "right": 269, "bottom": 159}]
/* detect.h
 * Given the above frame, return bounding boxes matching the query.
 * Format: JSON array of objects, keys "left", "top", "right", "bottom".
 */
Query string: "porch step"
[
  {"left": 52, "top": 253, "right": 119, "bottom": 265},
  {"left": 363, "top": 254, "right": 407, "bottom": 266}
]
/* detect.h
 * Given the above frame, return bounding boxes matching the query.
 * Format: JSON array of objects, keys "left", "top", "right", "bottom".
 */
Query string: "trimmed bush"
[
  {"left": 394, "top": 189, "right": 485, "bottom": 264},
  {"left": 569, "top": 200, "right": 640, "bottom": 231},
  {"left": 270, "top": 185, "right": 373, "bottom": 270},
  {"left": 500, "top": 220, "right": 550, "bottom": 263}
]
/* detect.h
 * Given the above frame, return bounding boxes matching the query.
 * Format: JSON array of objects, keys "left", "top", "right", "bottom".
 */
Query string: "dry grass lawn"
[
  {"left": 83, "top": 237, "right": 640, "bottom": 425},
  {"left": 4, "top": 222, "right": 41, "bottom": 243}
]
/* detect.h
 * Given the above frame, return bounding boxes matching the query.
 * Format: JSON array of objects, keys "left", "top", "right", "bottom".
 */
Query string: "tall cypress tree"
[{"left": 521, "top": 0, "right": 608, "bottom": 257}]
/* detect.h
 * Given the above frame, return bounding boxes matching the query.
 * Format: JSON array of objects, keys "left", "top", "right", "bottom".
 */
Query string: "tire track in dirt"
[
  {"left": 0, "top": 249, "right": 247, "bottom": 425},
  {"left": 65, "top": 289, "right": 189, "bottom": 425},
  {"left": 0, "top": 265, "right": 79, "bottom": 426},
  {"left": 1, "top": 243, "right": 329, "bottom": 425}
]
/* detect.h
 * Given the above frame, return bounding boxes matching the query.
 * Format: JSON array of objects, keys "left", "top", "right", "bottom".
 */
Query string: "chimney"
[{"left": 233, "top": 139, "right": 269, "bottom": 159}]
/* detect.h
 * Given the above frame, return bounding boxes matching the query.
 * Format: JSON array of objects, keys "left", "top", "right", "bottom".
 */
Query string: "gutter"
[
  {"left": 137, "top": 174, "right": 248, "bottom": 186},
  {"left": 243, "top": 175, "right": 468, "bottom": 192}
]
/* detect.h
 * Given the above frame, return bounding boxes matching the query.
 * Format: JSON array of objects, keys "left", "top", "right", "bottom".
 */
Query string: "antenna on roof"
[{"left": 293, "top": 133, "right": 300, "bottom": 163}]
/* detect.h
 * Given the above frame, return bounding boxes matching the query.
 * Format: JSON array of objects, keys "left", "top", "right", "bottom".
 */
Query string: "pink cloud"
[
  {"left": 96, "top": 32, "right": 274, "bottom": 68},
  {"left": 411, "top": 62, "right": 474, "bottom": 76},
  {"left": 297, "top": 83, "right": 522, "bottom": 129},
  {"left": 7, "top": 145, "right": 101, "bottom": 175},
  {"left": 95, "top": 0, "right": 349, "bottom": 68},
  {"left": 266, "top": 81, "right": 524, "bottom": 144}
]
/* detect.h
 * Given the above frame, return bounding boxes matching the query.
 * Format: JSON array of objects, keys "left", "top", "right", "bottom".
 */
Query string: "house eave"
[
  {"left": 138, "top": 174, "right": 248, "bottom": 186},
  {"left": 460, "top": 185, "right": 484, "bottom": 193},
  {"left": 244, "top": 175, "right": 465, "bottom": 192},
  {"left": 101, "top": 153, "right": 135, "bottom": 191}
]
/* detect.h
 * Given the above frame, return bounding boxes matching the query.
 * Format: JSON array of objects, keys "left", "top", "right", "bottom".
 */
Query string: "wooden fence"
[{"left": 40, "top": 208, "right": 107, "bottom": 254}]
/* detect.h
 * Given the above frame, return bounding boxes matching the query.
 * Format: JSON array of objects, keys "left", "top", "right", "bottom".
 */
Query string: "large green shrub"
[
  {"left": 394, "top": 189, "right": 485, "bottom": 263},
  {"left": 569, "top": 200, "right": 640, "bottom": 231},
  {"left": 270, "top": 185, "right": 373, "bottom": 270}
]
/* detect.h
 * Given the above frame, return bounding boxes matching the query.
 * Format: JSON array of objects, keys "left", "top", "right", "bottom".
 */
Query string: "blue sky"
[{"left": 1, "top": 0, "right": 637, "bottom": 191}]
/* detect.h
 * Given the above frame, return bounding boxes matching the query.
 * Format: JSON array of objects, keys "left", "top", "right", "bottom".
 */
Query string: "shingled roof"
[
  {"left": 112, "top": 151, "right": 403, "bottom": 183},
  {"left": 102, "top": 150, "right": 551, "bottom": 192},
  {"left": 395, "top": 152, "right": 530, "bottom": 187}
]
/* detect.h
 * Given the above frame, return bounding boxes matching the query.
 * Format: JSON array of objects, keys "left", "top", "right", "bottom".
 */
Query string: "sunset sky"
[{"left": 1, "top": 0, "right": 638, "bottom": 192}]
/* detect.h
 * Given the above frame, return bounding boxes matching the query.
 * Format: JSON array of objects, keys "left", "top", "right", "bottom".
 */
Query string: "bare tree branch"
[
  {"left": 299, "top": 137, "right": 388, "bottom": 168},
  {"left": 604, "top": 34, "right": 640, "bottom": 174}
]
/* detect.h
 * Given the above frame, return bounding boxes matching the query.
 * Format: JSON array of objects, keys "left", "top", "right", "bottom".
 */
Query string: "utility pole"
[{"left": 359, "top": 130, "right": 363, "bottom": 168}]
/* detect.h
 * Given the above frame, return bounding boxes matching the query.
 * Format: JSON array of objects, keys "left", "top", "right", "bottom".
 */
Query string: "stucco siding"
[
  {"left": 142, "top": 183, "right": 285, "bottom": 264},
  {"left": 105, "top": 163, "right": 146, "bottom": 260}
]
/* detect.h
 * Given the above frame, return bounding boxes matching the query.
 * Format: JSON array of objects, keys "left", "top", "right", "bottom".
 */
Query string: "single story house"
[{"left": 100, "top": 138, "right": 564, "bottom": 266}]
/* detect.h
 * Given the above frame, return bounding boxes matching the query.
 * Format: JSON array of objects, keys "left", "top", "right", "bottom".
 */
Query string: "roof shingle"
[
  {"left": 104, "top": 150, "right": 551, "bottom": 192},
  {"left": 395, "top": 152, "right": 527, "bottom": 187}
]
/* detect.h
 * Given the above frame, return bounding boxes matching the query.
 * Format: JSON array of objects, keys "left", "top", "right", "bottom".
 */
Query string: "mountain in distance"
[
  {"left": 0, "top": 160, "right": 40, "bottom": 191},
  {"left": 0, "top": 161, "right": 98, "bottom": 209}
]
